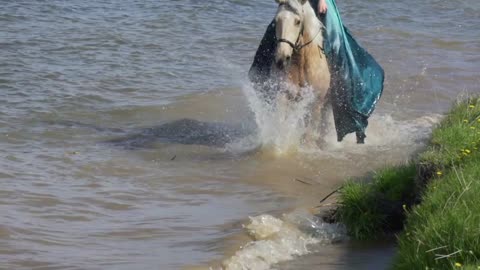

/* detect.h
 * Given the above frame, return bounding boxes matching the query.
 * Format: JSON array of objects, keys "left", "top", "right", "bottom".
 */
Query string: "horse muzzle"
[
  {"left": 276, "top": 56, "right": 291, "bottom": 70},
  {"left": 275, "top": 41, "right": 295, "bottom": 70}
]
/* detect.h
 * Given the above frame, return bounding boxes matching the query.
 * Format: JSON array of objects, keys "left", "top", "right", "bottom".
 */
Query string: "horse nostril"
[
  {"left": 285, "top": 56, "right": 291, "bottom": 63},
  {"left": 276, "top": 59, "right": 284, "bottom": 69}
]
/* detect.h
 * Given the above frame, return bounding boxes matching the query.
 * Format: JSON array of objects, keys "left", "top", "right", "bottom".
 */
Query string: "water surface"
[{"left": 1, "top": 0, "right": 479, "bottom": 269}]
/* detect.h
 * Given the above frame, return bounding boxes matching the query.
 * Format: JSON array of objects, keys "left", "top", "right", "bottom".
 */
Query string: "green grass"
[
  {"left": 394, "top": 159, "right": 480, "bottom": 269},
  {"left": 420, "top": 97, "right": 480, "bottom": 169},
  {"left": 337, "top": 164, "right": 416, "bottom": 240},
  {"left": 336, "top": 97, "right": 480, "bottom": 269},
  {"left": 393, "top": 97, "right": 480, "bottom": 269}
]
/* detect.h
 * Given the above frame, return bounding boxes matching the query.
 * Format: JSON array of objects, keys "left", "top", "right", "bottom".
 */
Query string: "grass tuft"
[{"left": 337, "top": 164, "right": 416, "bottom": 240}]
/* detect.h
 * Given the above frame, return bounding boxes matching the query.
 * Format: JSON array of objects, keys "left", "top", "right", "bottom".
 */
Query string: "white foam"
[
  {"left": 222, "top": 211, "right": 346, "bottom": 270},
  {"left": 316, "top": 113, "right": 442, "bottom": 156}
]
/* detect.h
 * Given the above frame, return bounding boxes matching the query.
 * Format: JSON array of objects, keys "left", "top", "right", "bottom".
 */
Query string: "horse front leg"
[
  {"left": 303, "top": 97, "right": 323, "bottom": 147},
  {"left": 304, "top": 95, "right": 331, "bottom": 148},
  {"left": 316, "top": 100, "right": 331, "bottom": 147}
]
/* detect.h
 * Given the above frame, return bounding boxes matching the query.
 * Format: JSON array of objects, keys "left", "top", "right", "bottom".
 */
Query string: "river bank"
[{"left": 336, "top": 96, "right": 480, "bottom": 269}]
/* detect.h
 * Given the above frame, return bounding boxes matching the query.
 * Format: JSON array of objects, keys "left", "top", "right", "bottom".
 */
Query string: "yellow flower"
[
  {"left": 463, "top": 119, "right": 469, "bottom": 123},
  {"left": 465, "top": 149, "right": 471, "bottom": 154},
  {"left": 436, "top": 171, "right": 443, "bottom": 176},
  {"left": 455, "top": 262, "right": 462, "bottom": 267},
  {"left": 472, "top": 126, "right": 477, "bottom": 130},
  {"left": 469, "top": 104, "right": 475, "bottom": 108}
]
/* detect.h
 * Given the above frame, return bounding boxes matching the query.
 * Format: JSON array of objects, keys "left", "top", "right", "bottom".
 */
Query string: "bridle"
[{"left": 276, "top": 5, "right": 322, "bottom": 53}]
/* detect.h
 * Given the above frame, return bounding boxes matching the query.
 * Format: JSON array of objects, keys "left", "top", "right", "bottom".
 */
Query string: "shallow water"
[{"left": 1, "top": 0, "right": 479, "bottom": 269}]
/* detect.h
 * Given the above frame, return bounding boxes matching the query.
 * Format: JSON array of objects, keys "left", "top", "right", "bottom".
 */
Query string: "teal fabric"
[
  {"left": 248, "top": 0, "right": 384, "bottom": 143},
  {"left": 320, "top": 0, "right": 384, "bottom": 142}
]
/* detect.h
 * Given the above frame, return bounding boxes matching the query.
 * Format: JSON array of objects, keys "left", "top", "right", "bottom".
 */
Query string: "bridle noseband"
[{"left": 277, "top": 24, "right": 304, "bottom": 52}]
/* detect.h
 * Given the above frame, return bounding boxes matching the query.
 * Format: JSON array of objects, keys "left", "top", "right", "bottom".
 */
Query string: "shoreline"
[{"left": 333, "top": 96, "right": 480, "bottom": 269}]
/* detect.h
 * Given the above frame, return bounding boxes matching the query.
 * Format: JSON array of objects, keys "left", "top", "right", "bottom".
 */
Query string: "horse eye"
[{"left": 295, "top": 19, "right": 301, "bottom": 26}]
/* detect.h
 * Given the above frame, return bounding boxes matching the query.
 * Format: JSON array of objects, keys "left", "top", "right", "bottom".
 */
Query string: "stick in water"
[
  {"left": 295, "top": 178, "right": 313, "bottom": 185},
  {"left": 319, "top": 186, "right": 343, "bottom": 203}
]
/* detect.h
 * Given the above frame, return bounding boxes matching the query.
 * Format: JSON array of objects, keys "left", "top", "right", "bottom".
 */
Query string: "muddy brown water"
[{"left": 1, "top": 0, "right": 479, "bottom": 269}]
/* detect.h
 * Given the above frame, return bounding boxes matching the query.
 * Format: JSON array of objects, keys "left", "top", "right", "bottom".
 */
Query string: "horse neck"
[
  {"left": 301, "top": 2, "right": 323, "bottom": 48},
  {"left": 292, "top": 2, "right": 323, "bottom": 68},
  {"left": 289, "top": 3, "right": 323, "bottom": 86}
]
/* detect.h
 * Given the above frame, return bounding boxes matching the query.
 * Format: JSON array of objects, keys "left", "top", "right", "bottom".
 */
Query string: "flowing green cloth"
[{"left": 249, "top": 0, "right": 384, "bottom": 143}]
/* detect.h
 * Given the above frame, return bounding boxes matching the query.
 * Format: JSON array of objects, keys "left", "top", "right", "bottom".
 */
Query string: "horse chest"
[
  {"left": 285, "top": 45, "right": 330, "bottom": 100},
  {"left": 287, "top": 53, "right": 307, "bottom": 87}
]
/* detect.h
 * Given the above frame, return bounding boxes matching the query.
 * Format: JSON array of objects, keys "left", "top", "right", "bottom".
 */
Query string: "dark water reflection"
[{"left": 106, "top": 119, "right": 253, "bottom": 149}]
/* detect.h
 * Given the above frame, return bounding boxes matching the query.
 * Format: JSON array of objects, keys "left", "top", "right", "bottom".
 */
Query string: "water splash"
[
  {"left": 240, "top": 80, "right": 442, "bottom": 156},
  {"left": 242, "top": 82, "right": 319, "bottom": 155},
  {"left": 221, "top": 211, "right": 346, "bottom": 270}
]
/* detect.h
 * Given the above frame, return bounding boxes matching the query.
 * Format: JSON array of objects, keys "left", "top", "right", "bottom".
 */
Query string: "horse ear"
[
  {"left": 298, "top": 0, "right": 308, "bottom": 4},
  {"left": 275, "top": 0, "right": 287, "bottom": 4}
]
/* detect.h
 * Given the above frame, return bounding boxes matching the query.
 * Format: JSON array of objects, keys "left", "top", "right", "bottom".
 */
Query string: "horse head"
[{"left": 274, "top": 0, "right": 309, "bottom": 70}]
